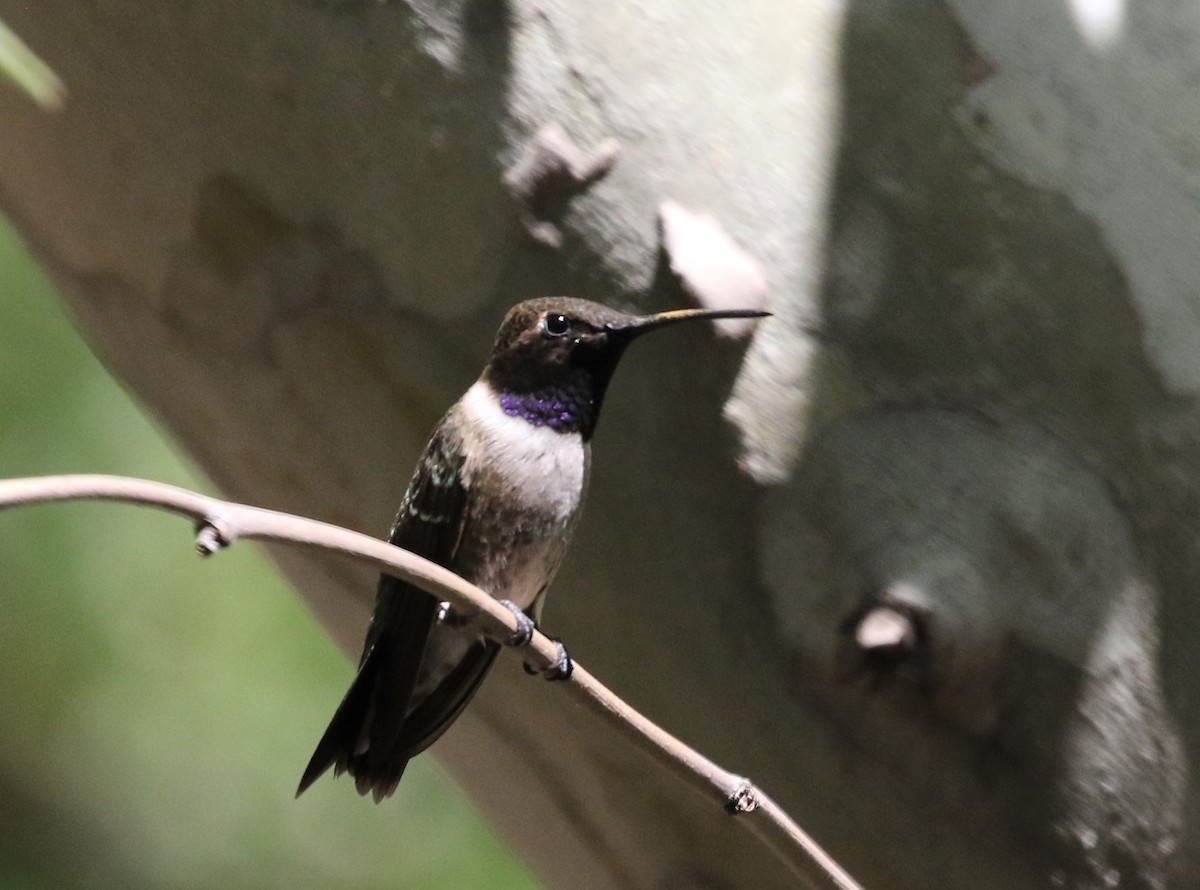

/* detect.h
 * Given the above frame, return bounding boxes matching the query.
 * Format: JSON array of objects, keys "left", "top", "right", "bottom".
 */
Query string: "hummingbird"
[{"left": 296, "top": 297, "right": 768, "bottom": 801}]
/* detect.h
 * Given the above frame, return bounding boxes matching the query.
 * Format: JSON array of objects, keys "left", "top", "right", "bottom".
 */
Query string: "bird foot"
[
  {"left": 523, "top": 638, "right": 573, "bottom": 682},
  {"left": 542, "top": 640, "right": 573, "bottom": 681},
  {"left": 499, "top": 599, "right": 536, "bottom": 647},
  {"left": 495, "top": 600, "right": 572, "bottom": 680}
]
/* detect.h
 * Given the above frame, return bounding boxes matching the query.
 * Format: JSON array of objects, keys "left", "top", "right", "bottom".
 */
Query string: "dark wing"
[
  {"left": 397, "top": 639, "right": 501, "bottom": 756},
  {"left": 296, "top": 420, "right": 468, "bottom": 801},
  {"left": 395, "top": 587, "right": 559, "bottom": 757}
]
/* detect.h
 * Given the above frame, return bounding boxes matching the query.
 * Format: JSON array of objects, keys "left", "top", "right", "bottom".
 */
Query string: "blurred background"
[{"left": 0, "top": 215, "right": 541, "bottom": 889}]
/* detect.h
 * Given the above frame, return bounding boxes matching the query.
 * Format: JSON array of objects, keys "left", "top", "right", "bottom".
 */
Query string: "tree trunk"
[{"left": 0, "top": 1, "right": 1194, "bottom": 887}]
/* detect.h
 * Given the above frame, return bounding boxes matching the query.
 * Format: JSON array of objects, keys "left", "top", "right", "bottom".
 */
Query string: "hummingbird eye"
[{"left": 542, "top": 313, "right": 572, "bottom": 338}]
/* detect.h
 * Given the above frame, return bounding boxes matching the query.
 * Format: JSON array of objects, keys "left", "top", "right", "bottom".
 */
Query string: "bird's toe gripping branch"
[
  {"left": 498, "top": 599, "right": 573, "bottom": 682},
  {"left": 521, "top": 638, "right": 573, "bottom": 682},
  {"left": 499, "top": 599, "right": 536, "bottom": 646},
  {"left": 541, "top": 640, "right": 573, "bottom": 681}
]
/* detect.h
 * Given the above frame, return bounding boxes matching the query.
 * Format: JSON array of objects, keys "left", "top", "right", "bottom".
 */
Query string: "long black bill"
[{"left": 605, "top": 307, "right": 771, "bottom": 340}]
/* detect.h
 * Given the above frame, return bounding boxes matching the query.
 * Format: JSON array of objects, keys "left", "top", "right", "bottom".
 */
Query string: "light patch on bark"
[{"left": 952, "top": 1, "right": 1200, "bottom": 393}]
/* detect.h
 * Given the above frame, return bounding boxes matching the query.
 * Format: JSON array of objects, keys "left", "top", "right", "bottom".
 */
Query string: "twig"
[{"left": 0, "top": 474, "right": 864, "bottom": 890}]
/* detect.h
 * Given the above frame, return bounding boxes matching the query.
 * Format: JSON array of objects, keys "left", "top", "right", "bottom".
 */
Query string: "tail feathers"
[
  {"left": 296, "top": 582, "right": 439, "bottom": 801},
  {"left": 295, "top": 645, "right": 378, "bottom": 798},
  {"left": 355, "top": 753, "right": 411, "bottom": 803},
  {"left": 295, "top": 645, "right": 412, "bottom": 802}
]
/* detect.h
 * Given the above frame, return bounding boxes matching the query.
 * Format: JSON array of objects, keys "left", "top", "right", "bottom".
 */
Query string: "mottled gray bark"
[{"left": 0, "top": 1, "right": 1196, "bottom": 887}]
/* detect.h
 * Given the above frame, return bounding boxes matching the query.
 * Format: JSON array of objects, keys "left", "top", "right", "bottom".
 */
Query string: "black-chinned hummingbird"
[{"left": 296, "top": 297, "right": 768, "bottom": 801}]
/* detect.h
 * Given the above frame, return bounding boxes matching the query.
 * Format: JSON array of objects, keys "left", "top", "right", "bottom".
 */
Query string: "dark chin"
[{"left": 571, "top": 336, "right": 631, "bottom": 436}]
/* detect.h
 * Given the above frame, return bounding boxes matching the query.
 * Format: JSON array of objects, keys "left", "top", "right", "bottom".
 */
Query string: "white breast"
[{"left": 457, "top": 380, "right": 589, "bottom": 519}]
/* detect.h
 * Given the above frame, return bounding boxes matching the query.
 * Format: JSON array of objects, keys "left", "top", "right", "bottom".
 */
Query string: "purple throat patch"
[{"left": 499, "top": 376, "right": 592, "bottom": 433}]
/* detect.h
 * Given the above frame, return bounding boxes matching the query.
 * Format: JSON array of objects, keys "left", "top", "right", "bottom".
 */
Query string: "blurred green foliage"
[{"left": 0, "top": 216, "right": 541, "bottom": 890}]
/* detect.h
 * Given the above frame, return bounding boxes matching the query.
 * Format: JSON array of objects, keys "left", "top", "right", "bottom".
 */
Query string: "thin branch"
[{"left": 0, "top": 474, "right": 864, "bottom": 890}]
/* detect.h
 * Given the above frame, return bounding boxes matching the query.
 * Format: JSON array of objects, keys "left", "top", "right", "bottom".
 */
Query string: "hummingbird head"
[{"left": 482, "top": 297, "right": 769, "bottom": 440}]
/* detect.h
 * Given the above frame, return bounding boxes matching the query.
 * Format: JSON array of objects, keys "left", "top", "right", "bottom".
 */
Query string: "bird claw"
[
  {"left": 494, "top": 600, "right": 571, "bottom": 680},
  {"left": 543, "top": 640, "right": 573, "bottom": 681},
  {"left": 523, "top": 639, "right": 573, "bottom": 682},
  {"left": 499, "top": 599, "right": 536, "bottom": 647}
]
